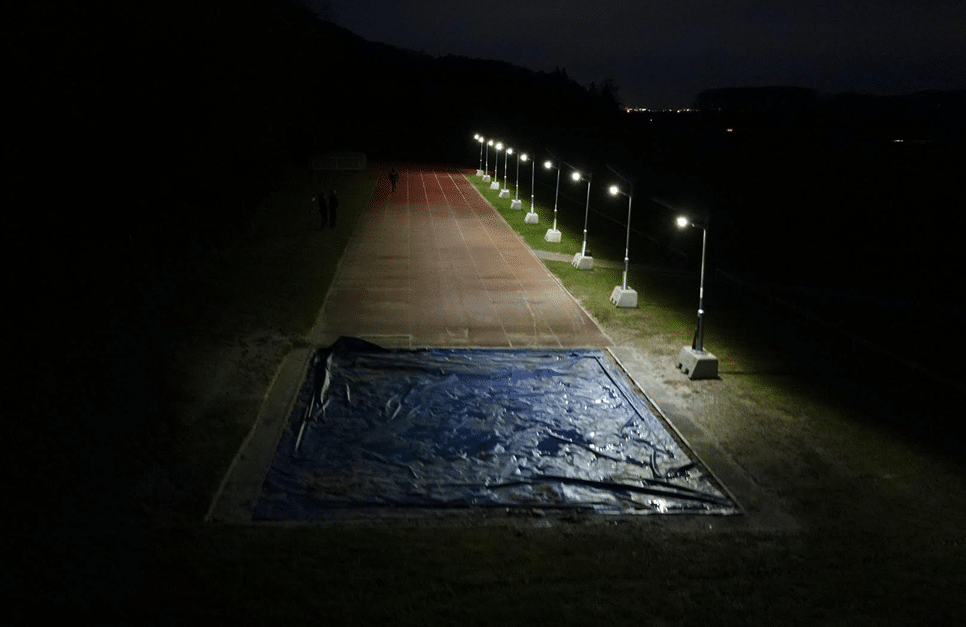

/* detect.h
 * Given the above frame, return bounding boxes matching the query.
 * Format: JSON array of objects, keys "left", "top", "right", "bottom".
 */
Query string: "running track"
[{"left": 315, "top": 164, "right": 611, "bottom": 348}]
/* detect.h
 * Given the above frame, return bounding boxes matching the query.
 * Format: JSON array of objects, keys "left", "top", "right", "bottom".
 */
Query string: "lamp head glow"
[
  {"left": 478, "top": 136, "right": 484, "bottom": 143},
  {"left": 488, "top": 140, "right": 493, "bottom": 146},
  {"left": 677, "top": 216, "right": 690, "bottom": 228},
  {"left": 544, "top": 160, "right": 553, "bottom": 169},
  {"left": 496, "top": 142, "right": 503, "bottom": 150},
  {"left": 521, "top": 153, "right": 528, "bottom": 161},
  {"left": 609, "top": 185, "right": 620, "bottom": 195},
  {"left": 474, "top": 133, "right": 480, "bottom": 140},
  {"left": 571, "top": 171, "right": 581, "bottom": 181},
  {"left": 507, "top": 147, "right": 513, "bottom": 155}
]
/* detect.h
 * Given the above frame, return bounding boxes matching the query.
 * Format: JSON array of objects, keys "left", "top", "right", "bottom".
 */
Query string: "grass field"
[{"left": 120, "top": 164, "right": 966, "bottom": 625}]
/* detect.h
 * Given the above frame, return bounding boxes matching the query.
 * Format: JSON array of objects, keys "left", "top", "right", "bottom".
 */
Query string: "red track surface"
[{"left": 317, "top": 164, "right": 611, "bottom": 348}]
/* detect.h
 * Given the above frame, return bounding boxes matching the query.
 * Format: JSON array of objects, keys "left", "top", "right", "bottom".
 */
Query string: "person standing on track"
[
  {"left": 390, "top": 168, "right": 399, "bottom": 192},
  {"left": 315, "top": 191, "right": 328, "bottom": 230},
  {"left": 329, "top": 190, "right": 339, "bottom": 228}
]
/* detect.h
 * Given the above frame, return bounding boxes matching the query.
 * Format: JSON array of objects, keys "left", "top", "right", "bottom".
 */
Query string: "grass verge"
[
  {"left": 466, "top": 176, "right": 587, "bottom": 256},
  {"left": 467, "top": 174, "right": 727, "bottom": 357}
]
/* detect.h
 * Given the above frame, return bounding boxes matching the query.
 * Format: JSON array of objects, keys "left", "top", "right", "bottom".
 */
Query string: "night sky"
[{"left": 311, "top": 0, "right": 966, "bottom": 108}]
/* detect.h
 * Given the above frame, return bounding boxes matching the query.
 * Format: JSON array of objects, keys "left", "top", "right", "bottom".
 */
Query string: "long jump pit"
[{"left": 206, "top": 166, "right": 738, "bottom": 523}]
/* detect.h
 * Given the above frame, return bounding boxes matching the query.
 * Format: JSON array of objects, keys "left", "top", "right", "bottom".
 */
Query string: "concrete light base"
[
  {"left": 676, "top": 346, "right": 719, "bottom": 380},
  {"left": 544, "top": 229, "right": 561, "bottom": 243},
  {"left": 572, "top": 253, "right": 594, "bottom": 270},
  {"left": 610, "top": 286, "right": 638, "bottom": 308},
  {"left": 499, "top": 188, "right": 510, "bottom": 198},
  {"left": 482, "top": 174, "right": 491, "bottom": 183},
  {"left": 490, "top": 181, "right": 501, "bottom": 190},
  {"left": 524, "top": 211, "right": 539, "bottom": 224},
  {"left": 510, "top": 199, "right": 523, "bottom": 210},
  {"left": 476, "top": 169, "right": 484, "bottom": 176}
]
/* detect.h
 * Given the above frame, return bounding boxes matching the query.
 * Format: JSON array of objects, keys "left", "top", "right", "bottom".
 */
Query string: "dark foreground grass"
[
  {"left": 126, "top": 165, "right": 966, "bottom": 625},
  {"left": 141, "top": 518, "right": 965, "bottom": 625}
]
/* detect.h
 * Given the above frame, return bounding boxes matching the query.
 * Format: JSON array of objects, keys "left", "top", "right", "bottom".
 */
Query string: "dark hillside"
[
  {"left": 8, "top": 0, "right": 622, "bottom": 545},
  {"left": 11, "top": 0, "right": 621, "bottom": 304}
]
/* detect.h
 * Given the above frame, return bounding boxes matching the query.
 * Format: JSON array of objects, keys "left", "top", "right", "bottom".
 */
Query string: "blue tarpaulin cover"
[{"left": 254, "top": 338, "right": 737, "bottom": 518}]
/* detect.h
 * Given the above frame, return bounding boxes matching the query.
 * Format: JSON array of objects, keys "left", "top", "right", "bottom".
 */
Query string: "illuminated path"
[{"left": 313, "top": 164, "right": 611, "bottom": 348}]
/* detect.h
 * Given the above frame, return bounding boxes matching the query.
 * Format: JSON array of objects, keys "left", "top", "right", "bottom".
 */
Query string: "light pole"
[
  {"left": 514, "top": 153, "right": 540, "bottom": 224},
  {"left": 608, "top": 184, "right": 637, "bottom": 307},
  {"left": 491, "top": 142, "right": 503, "bottom": 190},
  {"left": 474, "top": 134, "right": 484, "bottom": 176},
  {"left": 523, "top": 155, "right": 540, "bottom": 224},
  {"left": 543, "top": 160, "right": 561, "bottom": 243},
  {"left": 499, "top": 147, "right": 511, "bottom": 198},
  {"left": 571, "top": 169, "right": 593, "bottom": 270},
  {"left": 483, "top": 140, "right": 493, "bottom": 183},
  {"left": 511, "top": 152, "right": 523, "bottom": 209},
  {"left": 674, "top": 215, "right": 718, "bottom": 379}
]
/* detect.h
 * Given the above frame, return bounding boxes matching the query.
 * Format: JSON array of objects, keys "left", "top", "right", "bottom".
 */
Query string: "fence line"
[{"left": 714, "top": 267, "right": 966, "bottom": 395}]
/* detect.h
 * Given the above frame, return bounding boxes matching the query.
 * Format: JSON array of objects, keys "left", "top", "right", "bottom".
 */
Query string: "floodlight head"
[
  {"left": 488, "top": 140, "right": 494, "bottom": 146},
  {"left": 478, "top": 136, "right": 484, "bottom": 143},
  {"left": 507, "top": 147, "right": 513, "bottom": 155},
  {"left": 677, "top": 216, "right": 690, "bottom": 228},
  {"left": 474, "top": 133, "right": 480, "bottom": 140},
  {"left": 521, "top": 153, "right": 528, "bottom": 161},
  {"left": 496, "top": 142, "right": 503, "bottom": 150},
  {"left": 571, "top": 171, "right": 581, "bottom": 181},
  {"left": 544, "top": 160, "right": 553, "bottom": 169},
  {"left": 609, "top": 185, "right": 620, "bottom": 195}
]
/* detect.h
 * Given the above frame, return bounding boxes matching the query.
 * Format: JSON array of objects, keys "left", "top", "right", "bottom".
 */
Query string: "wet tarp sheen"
[{"left": 254, "top": 338, "right": 737, "bottom": 518}]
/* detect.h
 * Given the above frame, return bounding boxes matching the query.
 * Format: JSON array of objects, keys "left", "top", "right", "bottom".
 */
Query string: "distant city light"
[{"left": 625, "top": 107, "right": 696, "bottom": 113}]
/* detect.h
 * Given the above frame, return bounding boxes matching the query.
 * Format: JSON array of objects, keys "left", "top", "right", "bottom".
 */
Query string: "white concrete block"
[
  {"left": 499, "top": 188, "right": 510, "bottom": 198},
  {"left": 524, "top": 211, "right": 539, "bottom": 224},
  {"left": 544, "top": 229, "right": 561, "bottom": 243},
  {"left": 572, "top": 253, "right": 593, "bottom": 270},
  {"left": 510, "top": 199, "right": 523, "bottom": 209},
  {"left": 610, "top": 286, "right": 638, "bottom": 308},
  {"left": 490, "top": 181, "right": 501, "bottom": 190},
  {"left": 482, "top": 174, "right": 491, "bottom": 183},
  {"left": 676, "top": 346, "right": 719, "bottom": 380}
]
